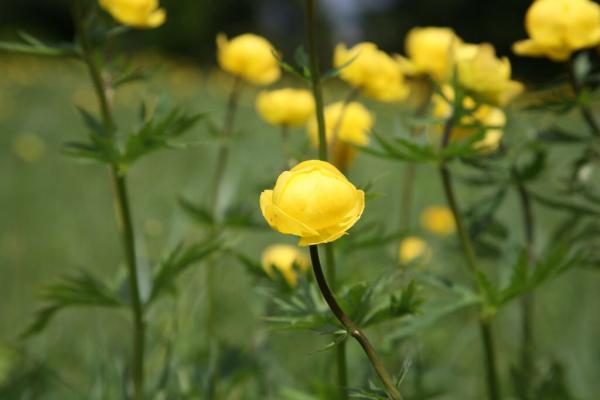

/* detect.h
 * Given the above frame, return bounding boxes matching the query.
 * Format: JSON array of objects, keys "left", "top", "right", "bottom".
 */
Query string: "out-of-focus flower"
[
  {"left": 261, "top": 244, "right": 310, "bottom": 287},
  {"left": 513, "top": 0, "right": 600, "bottom": 61},
  {"left": 13, "top": 133, "right": 46, "bottom": 163},
  {"left": 398, "top": 236, "right": 431, "bottom": 264},
  {"left": 99, "top": 0, "right": 166, "bottom": 29},
  {"left": 399, "top": 27, "right": 462, "bottom": 81},
  {"left": 432, "top": 86, "right": 506, "bottom": 153},
  {"left": 334, "top": 42, "right": 409, "bottom": 102},
  {"left": 256, "top": 88, "right": 315, "bottom": 127},
  {"left": 421, "top": 206, "right": 456, "bottom": 236},
  {"left": 307, "top": 102, "right": 374, "bottom": 169},
  {"left": 217, "top": 33, "right": 280, "bottom": 85},
  {"left": 456, "top": 43, "right": 523, "bottom": 106},
  {"left": 260, "top": 160, "right": 365, "bottom": 246}
]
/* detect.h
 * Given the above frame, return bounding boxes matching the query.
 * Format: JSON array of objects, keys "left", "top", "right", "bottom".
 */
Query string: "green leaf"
[
  {"left": 537, "top": 127, "right": 587, "bottom": 144},
  {"left": 363, "top": 281, "right": 422, "bottom": 327},
  {"left": 516, "top": 148, "right": 546, "bottom": 182},
  {"left": 62, "top": 140, "right": 118, "bottom": 164},
  {"left": 531, "top": 191, "right": 600, "bottom": 217},
  {"left": 0, "top": 32, "right": 79, "bottom": 58},
  {"left": 75, "top": 106, "right": 105, "bottom": 137},
  {"left": 179, "top": 197, "right": 214, "bottom": 227}
]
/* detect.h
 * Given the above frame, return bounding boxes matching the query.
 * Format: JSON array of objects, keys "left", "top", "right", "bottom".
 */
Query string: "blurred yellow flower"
[
  {"left": 399, "top": 27, "right": 462, "bottom": 81},
  {"left": 432, "top": 86, "right": 506, "bottom": 153},
  {"left": 217, "top": 33, "right": 281, "bottom": 85},
  {"left": 99, "top": 0, "right": 166, "bottom": 29},
  {"left": 513, "top": 0, "right": 600, "bottom": 61},
  {"left": 256, "top": 88, "right": 315, "bottom": 127},
  {"left": 261, "top": 244, "right": 310, "bottom": 287},
  {"left": 13, "top": 133, "right": 46, "bottom": 163},
  {"left": 398, "top": 236, "right": 431, "bottom": 264},
  {"left": 334, "top": 42, "right": 409, "bottom": 102},
  {"left": 421, "top": 206, "right": 456, "bottom": 236},
  {"left": 456, "top": 43, "right": 523, "bottom": 106},
  {"left": 260, "top": 160, "right": 365, "bottom": 246}
]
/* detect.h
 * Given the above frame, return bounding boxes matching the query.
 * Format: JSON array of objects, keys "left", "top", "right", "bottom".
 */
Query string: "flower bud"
[
  {"left": 513, "top": 0, "right": 600, "bottom": 61},
  {"left": 99, "top": 0, "right": 166, "bottom": 29},
  {"left": 256, "top": 89, "right": 315, "bottom": 127},
  {"left": 260, "top": 160, "right": 365, "bottom": 246},
  {"left": 261, "top": 244, "right": 310, "bottom": 287},
  {"left": 398, "top": 236, "right": 431, "bottom": 264},
  {"left": 421, "top": 206, "right": 456, "bottom": 236},
  {"left": 216, "top": 33, "right": 280, "bottom": 85}
]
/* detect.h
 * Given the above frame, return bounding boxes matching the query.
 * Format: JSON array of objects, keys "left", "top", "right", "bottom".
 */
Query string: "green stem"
[
  {"left": 309, "top": 246, "right": 403, "bottom": 400},
  {"left": 438, "top": 115, "right": 500, "bottom": 400},
  {"left": 280, "top": 124, "right": 293, "bottom": 169},
  {"left": 71, "top": 1, "right": 144, "bottom": 399},
  {"left": 568, "top": 56, "right": 600, "bottom": 137}
]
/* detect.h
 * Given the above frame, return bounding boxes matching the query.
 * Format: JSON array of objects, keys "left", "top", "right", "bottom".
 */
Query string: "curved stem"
[
  {"left": 568, "top": 56, "right": 600, "bottom": 137},
  {"left": 438, "top": 115, "right": 500, "bottom": 400},
  {"left": 309, "top": 246, "right": 403, "bottom": 400},
  {"left": 71, "top": 1, "right": 144, "bottom": 399}
]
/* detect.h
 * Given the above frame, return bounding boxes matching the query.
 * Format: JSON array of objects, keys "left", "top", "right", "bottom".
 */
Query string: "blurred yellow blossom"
[
  {"left": 261, "top": 244, "right": 310, "bottom": 287},
  {"left": 217, "top": 33, "right": 280, "bottom": 85},
  {"left": 421, "top": 206, "right": 456, "bottom": 236},
  {"left": 398, "top": 236, "right": 431, "bottom": 264},
  {"left": 456, "top": 43, "right": 523, "bottom": 106},
  {"left": 13, "top": 133, "right": 46, "bottom": 163},
  {"left": 256, "top": 88, "right": 315, "bottom": 127},
  {"left": 99, "top": 0, "right": 166, "bottom": 29},
  {"left": 399, "top": 27, "right": 462, "bottom": 81},
  {"left": 260, "top": 160, "right": 365, "bottom": 246},
  {"left": 334, "top": 42, "right": 409, "bottom": 102},
  {"left": 513, "top": 0, "right": 600, "bottom": 61}
]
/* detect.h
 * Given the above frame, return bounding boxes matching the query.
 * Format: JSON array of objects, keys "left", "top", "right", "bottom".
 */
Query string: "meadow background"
[{"left": 1, "top": 1, "right": 599, "bottom": 399}]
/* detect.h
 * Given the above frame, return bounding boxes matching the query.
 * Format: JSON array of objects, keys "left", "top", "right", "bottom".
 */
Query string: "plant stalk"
[
  {"left": 71, "top": 1, "right": 144, "bottom": 399},
  {"left": 568, "top": 56, "right": 600, "bottom": 137},
  {"left": 309, "top": 246, "right": 403, "bottom": 400}
]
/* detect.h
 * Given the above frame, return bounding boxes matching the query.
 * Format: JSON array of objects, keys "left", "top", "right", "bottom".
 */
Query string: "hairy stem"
[
  {"left": 71, "top": 1, "right": 144, "bottom": 399},
  {"left": 309, "top": 246, "right": 403, "bottom": 400}
]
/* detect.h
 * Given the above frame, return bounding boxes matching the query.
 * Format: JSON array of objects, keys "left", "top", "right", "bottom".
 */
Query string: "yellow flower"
[
  {"left": 456, "top": 43, "right": 523, "bottom": 106},
  {"left": 398, "top": 236, "right": 431, "bottom": 264},
  {"left": 260, "top": 160, "right": 365, "bottom": 246},
  {"left": 399, "top": 27, "right": 462, "bottom": 81},
  {"left": 307, "top": 102, "right": 374, "bottom": 169},
  {"left": 513, "top": 0, "right": 600, "bottom": 61},
  {"left": 261, "top": 244, "right": 310, "bottom": 287},
  {"left": 421, "top": 206, "right": 456, "bottom": 236},
  {"left": 432, "top": 86, "right": 506, "bottom": 153},
  {"left": 99, "top": 0, "right": 166, "bottom": 29},
  {"left": 217, "top": 33, "right": 280, "bottom": 85},
  {"left": 256, "top": 88, "right": 315, "bottom": 127},
  {"left": 334, "top": 43, "right": 409, "bottom": 102}
]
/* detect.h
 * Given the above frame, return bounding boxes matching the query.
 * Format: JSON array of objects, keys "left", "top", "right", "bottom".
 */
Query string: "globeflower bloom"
[
  {"left": 513, "top": 0, "right": 600, "bottom": 61},
  {"left": 261, "top": 244, "right": 310, "bottom": 287},
  {"left": 99, "top": 0, "right": 166, "bottom": 29},
  {"left": 398, "top": 236, "right": 431, "bottom": 264},
  {"left": 217, "top": 33, "right": 281, "bottom": 85},
  {"left": 256, "top": 88, "right": 315, "bottom": 127},
  {"left": 334, "top": 42, "right": 409, "bottom": 102},
  {"left": 421, "top": 206, "right": 456, "bottom": 236},
  {"left": 260, "top": 160, "right": 365, "bottom": 246},
  {"left": 456, "top": 43, "right": 523, "bottom": 106},
  {"left": 399, "top": 27, "right": 462, "bottom": 81}
]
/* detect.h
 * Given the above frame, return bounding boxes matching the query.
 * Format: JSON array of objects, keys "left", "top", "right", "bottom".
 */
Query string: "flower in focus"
[
  {"left": 261, "top": 244, "right": 310, "bottom": 287},
  {"left": 399, "top": 27, "right": 462, "bottom": 81},
  {"left": 513, "top": 0, "right": 600, "bottom": 61},
  {"left": 260, "top": 160, "right": 365, "bottom": 246},
  {"left": 432, "top": 86, "right": 506, "bottom": 153},
  {"left": 307, "top": 102, "right": 374, "bottom": 169},
  {"left": 256, "top": 88, "right": 315, "bottom": 127},
  {"left": 334, "top": 42, "right": 409, "bottom": 102},
  {"left": 217, "top": 33, "right": 280, "bottom": 85},
  {"left": 456, "top": 43, "right": 523, "bottom": 106},
  {"left": 13, "top": 133, "right": 46, "bottom": 163},
  {"left": 421, "top": 206, "right": 456, "bottom": 236},
  {"left": 398, "top": 236, "right": 431, "bottom": 264},
  {"left": 99, "top": 0, "right": 166, "bottom": 29}
]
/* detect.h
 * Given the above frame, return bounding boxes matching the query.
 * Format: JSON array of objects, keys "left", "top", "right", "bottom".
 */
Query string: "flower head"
[
  {"left": 261, "top": 244, "right": 310, "bottom": 287},
  {"left": 334, "top": 42, "right": 409, "bottom": 102},
  {"left": 421, "top": 206, "right": 456, "bottom": 236},
  {"left": 513, "top": 0, "right": 600, "bottom": 61},
  {"left": 217, "top": 33, "right": 280, "bottom": 85},
  {"left": 398, "top": 236, "right": 431, "bottom": 264},
  {"left": 256, "top": 88, "right": 315, "bottom": 127},
  {"left": 260, "top": 160, "right": 365, "bottom": 246},
  {"left": 99, "top": 0, "right": 166, "bottom": 29}
]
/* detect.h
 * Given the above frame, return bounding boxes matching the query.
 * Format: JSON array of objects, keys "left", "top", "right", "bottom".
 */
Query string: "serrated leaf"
[{"left": 76, "top": 106, "right": 105, "bottom": 137}]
